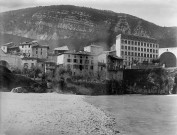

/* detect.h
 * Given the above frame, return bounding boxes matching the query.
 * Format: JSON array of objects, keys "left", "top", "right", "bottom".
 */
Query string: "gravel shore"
[{"left": 0, "top": 92, "right": 120, "bottom": 135}]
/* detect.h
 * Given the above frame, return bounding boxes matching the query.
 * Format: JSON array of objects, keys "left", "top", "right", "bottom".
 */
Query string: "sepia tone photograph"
[{"left": 0, "top": 0, "right": 177, "bottom": 135}]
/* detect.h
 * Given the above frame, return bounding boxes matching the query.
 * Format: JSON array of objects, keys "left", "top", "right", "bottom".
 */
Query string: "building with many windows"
[
  {"left": 97, "top": 51, "right": 124, "bottom": 81},
  {"left": 56, "top": 51, "right": 98, "bottom": 76},
  {"left": 19, "top": 41, "right": 49, "bottom": 59},
  {"left": 113, "top": 34, "right": 159, "bottom": 67}
]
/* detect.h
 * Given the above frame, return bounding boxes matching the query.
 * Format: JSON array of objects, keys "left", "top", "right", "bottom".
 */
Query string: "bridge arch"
[
  {"left": 160, "top": 52, "right": 177, "bottom": 67},
  {"left": 159, "top": 47, "right": 177, "bottom": 68}
]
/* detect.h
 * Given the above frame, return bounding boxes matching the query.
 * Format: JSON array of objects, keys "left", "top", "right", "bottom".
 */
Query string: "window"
[
  {"left": 138, "top": 53, "right": 140, "bottom": 56},
  {"left": 128, "top": 46, "right": 130, "bottom": 50},
  {"left": 153, "top": 49, "right": 155, "bottom": 53},
  {"left": 131, "top": 47, "right": 134, "bottom": 50},
  {"left": 147, "top": 43, "right": 149, "bottom": 47},
  {"left": 150, "top": 44, "right": 152, "bottom": 47},
  {"left": 128, "top": 41, "right": 130, "bottom": 44},
  {"left": 121, "top": 40, "right": 124, "bottom": 44},
  {"left": 68, "top": 55, "right": 70, "bottom": 57},
  {"left": 135, "top": 53, "right": 137, "bottom": 56},
  {"left": 138, "top": 42, "right": 140, "bottom": 46},
  {"left": 141, "top": 42, "right": 143, "bottom": 46},
  {"left": 150, "top": 54, "right": 152, "bottom": 58},
  {"left": 150, "top": 49, "right": 152, "bottom": 52},
  {"left": 125, "top": 40, "right": 127, "bottom": 44},
  {"left": 138, "top": 48, "right": 140, "bottom": 51},
  {"left": 135, "top": 41, "right": 137, "bottom": 45},
  {"left": 125, "top": 52, "right": 127, "bottom": 55},
  {"left": 156, "top": 50, "right": 158, "bottom": 53},
  {"left": 125, "top": 46, "right": 127, "bottom": 50},
  {"left": 121, "top": 46, "right": 124, "bottom": 49},
  {"left": 74, "top": 55, "right": 76, "bottom": 58},
  {"left": 80, "top": 56, "right": 82, "bottom": 58},
  {"left": 90, "top": 66, "right": 93, "bottom": 70},
  {"left": 67, "top": 59, "right": 71, "bottom": 62},
  {"left": 141, "top": 53, "right": 143, "bottom": 57},
  {"left": 144, "top": 54, "right": 146, "bottom": 57},
  {"left": 147, "top": 54, "right": 149, "bottom": 57},
  {"left": 121, "top": 51, "right": 124, "bottom": 55},
  {"left": 147, "top": 49, "right": 149, "bottom": 52},
  {"left": 85, "top": 60, "right": 89, "bottom": 64},
  {"left": 135, "top": 47, "right": 137, "bottom": 51},
  {"left": 144, "top": 48, "right": 146, "bottom": 52},
  {"left": 141, "top": 48, "right": 143, "bottom": 51},
  {"left": 80, "top": 59, "right": 82, "bottom": 64},
  {"left": 85, "top": 65, "right": 88, "bottom": 69},
  {"left": 73, "top": 59, "right": 77, "bottom": 63},
  {"left": 128, "top": 52, "right": 130, "bottom": 55},
  {"left": 144, "top": 43, "right": 146, "bottom": 46},
  {"left": 131, "top": 52, "right": 134, "bottom": 56},
  {"left": 29, "top": 45, "right": 30, "bottom": 48},
  {"left": 131, "top": 41, "right": 134, "bottom": 45}
]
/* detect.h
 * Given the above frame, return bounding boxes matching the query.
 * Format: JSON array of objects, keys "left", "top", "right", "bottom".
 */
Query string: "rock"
[{"left": 11, "top": 87, "right": 28, "bottom": 93}]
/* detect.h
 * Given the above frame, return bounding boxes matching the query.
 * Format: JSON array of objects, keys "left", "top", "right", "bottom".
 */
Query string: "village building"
[
  {"left": 113, "top": 34, "right": 159, "bottom": 67},
  {"left": 19, "top": 41, "right": 49, "bottom": 59},
  {"left": 97, "top": 51, "right": 124, "bottom": 81},
  {"left": 1, "top": 42, "right": 20, "bottom": 54},
  {"left": 56, "top": 51, "right": 98, "bottom": 76},
  {"left": 53, "top": 46, "right": 69, "bottom": 54},
  {"left": 84, "top": 44, "right": 103, "bottom": 55}
]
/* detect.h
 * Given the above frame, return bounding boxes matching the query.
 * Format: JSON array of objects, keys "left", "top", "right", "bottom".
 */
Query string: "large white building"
[{"left": 113, "top": 34, "right": 159, "bottom": 67}]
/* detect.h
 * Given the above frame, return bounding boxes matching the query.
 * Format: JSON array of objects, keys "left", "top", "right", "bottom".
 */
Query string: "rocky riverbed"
[{"left": 0, "top": 92, "right": 120, "bottom": 135}]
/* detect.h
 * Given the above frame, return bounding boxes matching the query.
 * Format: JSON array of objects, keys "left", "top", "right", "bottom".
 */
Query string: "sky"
[{"left": 0, "top": 0, "right": 177, "bottom": 27}]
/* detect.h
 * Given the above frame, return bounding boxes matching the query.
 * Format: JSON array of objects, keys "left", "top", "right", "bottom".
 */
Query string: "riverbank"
[
  {"left": 85, "top": 95, "right": 177, "bottom": 135},
  {"left": 0, "top": 92, "right": 120, "bottom": 135}
]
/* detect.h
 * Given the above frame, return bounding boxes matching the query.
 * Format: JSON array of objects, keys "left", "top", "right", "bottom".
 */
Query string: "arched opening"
[
  {"left": 160, "top": 52, "right": 177, "bottom": 67},
  {"left": 0, "top": 60, "right": 10, "bottom": 68}
]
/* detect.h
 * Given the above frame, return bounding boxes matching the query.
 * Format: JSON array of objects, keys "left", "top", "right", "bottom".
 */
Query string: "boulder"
[{"left": 11, "top": 87, "right": 28, "bottom": 93}]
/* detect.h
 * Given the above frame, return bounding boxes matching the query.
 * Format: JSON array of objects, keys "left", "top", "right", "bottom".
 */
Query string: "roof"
[
  {"left": 1, "top": 42, "right": 14, "bottom": 47},
  {"left": 21, "top": 57, "right": 47, "bottom": 62},
  {"left": 117, "top": 34, "right": 158, "bottom": 43},
  {"left": 63, "top": 51, "right": 96, "bottom": 56},
  {"left": 32, "top": 45, "right": 49, "bottom": 48},
  {"left": 108, "top": 54, "right": 123, "bottom": 60},
  {"left": 54, "top": 46, "right": 69, "bottom": 51},
  {"left": 85, "top": 45, "right": 103, "bottom": 48}
]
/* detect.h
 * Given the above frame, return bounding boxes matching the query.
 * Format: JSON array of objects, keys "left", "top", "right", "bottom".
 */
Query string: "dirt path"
[{"left": 0, "top": 92, "right": 119, "bottom": 135}]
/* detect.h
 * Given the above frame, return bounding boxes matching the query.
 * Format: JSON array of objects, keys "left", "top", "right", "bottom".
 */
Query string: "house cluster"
[{"left": 0, "top": 34, "right": 160, "bottom": 81}]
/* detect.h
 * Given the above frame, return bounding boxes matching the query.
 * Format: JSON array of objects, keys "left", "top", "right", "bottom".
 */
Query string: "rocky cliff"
[{"left": 0, "top": 5, "right": 176, "bottom": 50}]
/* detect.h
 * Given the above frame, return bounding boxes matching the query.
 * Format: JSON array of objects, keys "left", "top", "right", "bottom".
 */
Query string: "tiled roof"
[{"left": 117, "top": 34, "right": 158, "bottom": 43}]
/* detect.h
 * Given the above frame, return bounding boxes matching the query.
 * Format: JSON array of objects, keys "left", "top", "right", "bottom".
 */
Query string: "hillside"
[{"left": 0, "top": 5, "right": 176, "bottom": 50}]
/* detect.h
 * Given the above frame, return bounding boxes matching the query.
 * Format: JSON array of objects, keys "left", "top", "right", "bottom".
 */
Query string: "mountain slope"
[{"left": 0, "top": 5, "right": 176, "bottom": 50}]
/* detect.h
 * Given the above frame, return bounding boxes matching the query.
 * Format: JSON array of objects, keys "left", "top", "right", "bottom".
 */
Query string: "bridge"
[{"left": 159, "top": 47, "right": 177, "bottom": 67}]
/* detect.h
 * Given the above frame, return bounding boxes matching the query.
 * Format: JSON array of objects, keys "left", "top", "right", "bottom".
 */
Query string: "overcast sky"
[{"left": 0, "top": 0, "right": 177, "bottom": 27}]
